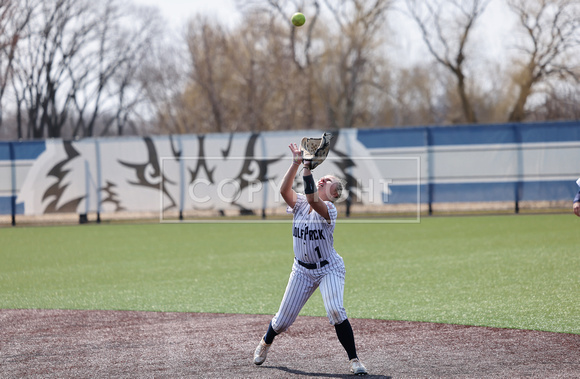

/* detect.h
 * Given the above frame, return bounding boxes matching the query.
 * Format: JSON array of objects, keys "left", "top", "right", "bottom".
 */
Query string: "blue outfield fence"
[
  {"left": 357, "top": 121, "right": 580, "bottom": 147},
  {"left": 1, "top": 121, "right": 579, "bottom": 222},
  {"left": 357, "top": 121, "right": 580, "bottom": 212},
  {"left": 0, "top": 141, "right": 46, "bottom": 223}
]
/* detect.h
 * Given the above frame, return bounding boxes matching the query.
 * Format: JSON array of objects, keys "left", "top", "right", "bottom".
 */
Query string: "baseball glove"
[{"left": 300, "top": 132, "right": 333, "bottom": 170}]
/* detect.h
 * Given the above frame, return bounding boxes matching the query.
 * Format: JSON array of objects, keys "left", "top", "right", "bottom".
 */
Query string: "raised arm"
[
  {"left": 280, "top": 143, "right": 301, "bottom": 208},
  {"left": 303, "top": 161, "right": 331, "bottom": 223}
]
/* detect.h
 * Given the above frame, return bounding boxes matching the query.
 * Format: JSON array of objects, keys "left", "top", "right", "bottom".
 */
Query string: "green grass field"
[{"left": 1, "top": 214, "right": 578, "bottom": 334}]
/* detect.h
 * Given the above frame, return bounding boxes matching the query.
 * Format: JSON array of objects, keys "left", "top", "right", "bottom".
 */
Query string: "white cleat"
[
  {"left": 253, "top": 337, "right": 271, "bottom": 365},
  {"left": 349, "top": 358, "right": 368, "bottom": 375}
]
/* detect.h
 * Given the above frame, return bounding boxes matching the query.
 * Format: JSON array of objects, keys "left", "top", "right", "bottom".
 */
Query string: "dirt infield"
[{"left": 1, "top": 309, "right": 578, "bottom": 378}]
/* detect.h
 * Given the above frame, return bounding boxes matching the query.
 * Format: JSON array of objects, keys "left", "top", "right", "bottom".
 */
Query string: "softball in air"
[{"left": 291, "top": 12, "right": 305, "bottom": 27}]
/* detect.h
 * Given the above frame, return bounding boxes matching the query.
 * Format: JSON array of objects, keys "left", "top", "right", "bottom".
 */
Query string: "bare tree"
[
  {"left": 406, "top": 0, "right": 490, "bottom": 124},
  {"left": 226, "top": 20, "right": 289, "bottom": 132},
  {"left": 506, "top": 0, "right": 580, "bottom": 122},
  {"left": 229, "top": 0, "right": 392, "bottom": 131},
  {"left": 10, "top": 0, "right": 102, "bottom": 138},
  {"left": 251, "top": 0, "right": 323, "bottom": 129},
  {"left": 144, "top": 0, "right": 579, "bottom": 134},
  {"left": 69, "top": 2, "right": 164, "bottom": 137},
  {"left": 6, "top": 0, "right": 165, "bottom": 139},
  {"left": 139, "top": 32, "right": 189, "bottom": 135},
  {"left": 382, "top": 64, "right": 451, "bottom": 126},
  {"left": 525, "top": 81, "right": 580, "bottom": 120},
  {"left": 180, "top": 18, "right": 254, "bottom": 132},
  {"left": 185, "top": 19, "right": 234, "bottom": 133},
  {"left": 181, "top": 11, "right": 303, "bottom": 134},
  {"left": 320, "top": 0, "right": 392, "bottom": 129},
  {"left": 469, "top": 62, "right": 516, "bottom": 124},
  {"left": 0, "top": 0, "right": 35, "bottom": 131}
]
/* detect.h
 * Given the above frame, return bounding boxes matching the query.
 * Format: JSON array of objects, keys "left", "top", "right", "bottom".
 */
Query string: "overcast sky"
[
  {"left": 134, "top": 0, "right": 242, "bottom": 27},
  {"left": 132, "top": 0, "right": 517, "bottom": 65}
]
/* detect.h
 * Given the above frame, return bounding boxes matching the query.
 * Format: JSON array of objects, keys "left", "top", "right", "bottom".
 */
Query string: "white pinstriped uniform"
[{"left": 271, "top": 194, "right": 348, "bottom": 333}]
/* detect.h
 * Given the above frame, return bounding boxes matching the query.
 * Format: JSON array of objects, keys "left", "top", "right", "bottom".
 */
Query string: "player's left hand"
[{"left": 574, "top": 202, "right": 580, "bottom": 217}]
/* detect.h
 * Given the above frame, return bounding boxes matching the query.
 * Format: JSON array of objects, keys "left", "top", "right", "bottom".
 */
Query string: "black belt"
[{"left": 296, "top": 259, "right": 329, "bottom": 270}]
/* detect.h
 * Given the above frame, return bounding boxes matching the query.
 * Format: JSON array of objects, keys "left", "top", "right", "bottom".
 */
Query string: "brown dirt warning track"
[{"left": 0, "top": 309, "right": 578, "bottom": 378}]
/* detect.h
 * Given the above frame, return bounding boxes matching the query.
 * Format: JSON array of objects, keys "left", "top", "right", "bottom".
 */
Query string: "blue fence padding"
[
  {"left": 431, "top": 182, "right": 517, "bottom": 203},
  {"left": 15, "top": 141, "right": 46, "bottom": 160},
  {"left": 386, "top": 182, "right": 516, "bottom": 204},
  {"left": 519, "top": 122, "right": 580, "bottom": 143},
  {"left": 386, "top": 180, "right": 577, "bottom": 204},
  {"left": 0, "top": 142, "right": 9, "bottom": 160},
  {"left": 357, "top": 121, "right": 580, "bottom": 149},
  {"left": 0, "top": 141, "right": 46, "bottom": 160},
  {"left": 430, "top": 124, "right": 517, "bottom": 146},
  {"left": 0, "top": 197, "right": 24, "bottom": 214},
  {"left": 384, "top": 185, "right": 428, "bottom": 204},
  {"left": 357, "top": 127, "right": 427, "bottom": 148},
  {"left": 521, "top": 180, "right": 579, "bottom": 201}
]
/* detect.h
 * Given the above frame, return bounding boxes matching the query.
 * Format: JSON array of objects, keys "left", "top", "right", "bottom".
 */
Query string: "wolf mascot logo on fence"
[{"left": 17, "top": 130, "right": 383, "bottom": 217}]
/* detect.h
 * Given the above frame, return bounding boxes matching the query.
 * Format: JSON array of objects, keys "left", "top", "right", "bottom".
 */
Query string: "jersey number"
[{"left": 314, "top": 246, "right": 322, "bottom": 259}]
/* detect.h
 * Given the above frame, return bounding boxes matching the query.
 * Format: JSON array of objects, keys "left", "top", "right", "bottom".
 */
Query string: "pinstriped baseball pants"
[{"left": 271, "top": 256, "right": 347, "bottom": 334}]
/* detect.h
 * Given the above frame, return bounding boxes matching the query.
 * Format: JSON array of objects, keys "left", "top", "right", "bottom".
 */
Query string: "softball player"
[{"left": 253, "top": 143, "right": 367, "bottom": 376}]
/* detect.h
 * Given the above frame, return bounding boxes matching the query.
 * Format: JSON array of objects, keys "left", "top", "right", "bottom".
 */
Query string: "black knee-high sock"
[
  {"left": 335, "top": 319, "right": 357, "bottom": 360},
  {"left": 264, "top": 321, "right": 278, "bottom": 344}
]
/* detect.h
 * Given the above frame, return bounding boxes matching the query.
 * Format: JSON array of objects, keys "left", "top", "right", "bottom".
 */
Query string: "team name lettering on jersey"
[{"left": 293, "top": 227, "right": 326, "bottom": 241}]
